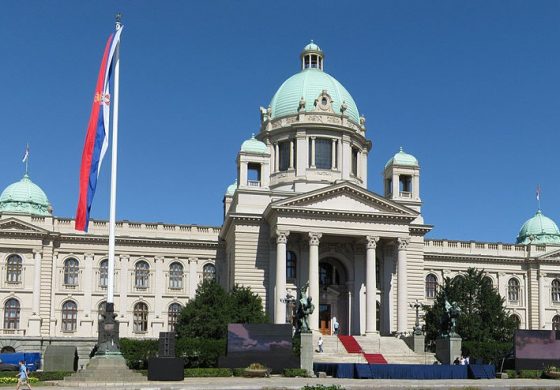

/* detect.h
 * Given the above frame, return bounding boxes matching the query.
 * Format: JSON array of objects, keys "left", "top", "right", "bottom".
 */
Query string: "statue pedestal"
[
  {"left": 96, "top": 303, "right": 121, "bottom": 355},
  {"left": 412, "top": 333, "right": 425, "bottom": 353},
  {"left": 300, "top": 333, "right": 314, "bottom": 377},
  {"left": 436, "top": 336, "right": 462, "bottom": 365}
]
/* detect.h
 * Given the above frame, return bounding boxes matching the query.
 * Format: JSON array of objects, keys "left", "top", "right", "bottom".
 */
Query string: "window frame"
[
  {"left": 133, "top": 302, "right": 149, "bottom": 333},
  {"left": 3, "top": 298, "right": 20, "bottom": 329},
  {"left": 169, "top": 262, "right": 183, "bottom": 290},
  {"left": 552, "top": 279, "right": 560, "bottom": 303},
  {"left": 134, "top": 261, "right": 150, "bottom": 289},
  {"left": 286, "top": 251, "right": 297, "bottom": 280},
  {"left": 61, "top": 300, "right": 78, "bottom": 332},
  {"left": 6, "top": 255, "right": 22, "bottom": 283},
  {"left": 203, "top": 263, "right": 216, "bottom": 282},
  {"left": 314, "top": 138, "right": 332, "bottom": 170},
  {"left": 63, "top": 258, "right": 80, "bottom": 286},
  {"left": 508, "top": 278, "right": 520, "bottom": 302},
  {"left": 99, "top": 259, "right": 108, "bottom": 288},
  {"left": 168, "top": 303, "right": 182, "bottom": 332},
  {"left": 425, "top": 274, "right": 438, "bottom": 299}
]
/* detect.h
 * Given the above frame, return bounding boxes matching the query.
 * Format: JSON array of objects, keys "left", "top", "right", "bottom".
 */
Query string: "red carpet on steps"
[
  {"left": 363, "top": 353, "right": 388, "bottom": 364},
  {"left": 337, "top": 335, "right": 362, "bottom": 353}
]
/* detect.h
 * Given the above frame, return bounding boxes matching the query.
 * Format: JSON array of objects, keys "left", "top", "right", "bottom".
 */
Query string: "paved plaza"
[{"left": 24, "top": 377, "right": 560, "bottom": 390}]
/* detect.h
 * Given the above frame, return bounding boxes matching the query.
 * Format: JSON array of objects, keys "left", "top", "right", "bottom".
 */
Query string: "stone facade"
[{"left": 1, "top": 42, "right": 559, "bottom": 366}]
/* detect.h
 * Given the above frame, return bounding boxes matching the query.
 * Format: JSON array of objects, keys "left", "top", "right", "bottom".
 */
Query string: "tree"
[
  {"left": 423, "top": 268, "right": 517, "bottom": 345},
  {"left": 174, "top": 280, "right": 268, "bottom": 367}
]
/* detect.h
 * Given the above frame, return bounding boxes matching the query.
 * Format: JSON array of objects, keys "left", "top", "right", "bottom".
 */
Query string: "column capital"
[
  {"left": 276, "top": 230, "right": 290, "bottom": 244},
  {"left": 188, "top": 257, "right": 198, "bottom": 264},
  {"left": 366, "top": 236, "right": 380, "bottom": 250},
  {"left": 308, "top": 232, "right": 322, "bottom": 246},
  {"left": 538, "top": 270, "right": 547, "bottom": 279},
  {"left": 397, "top": 237, "right": 409, "bottom": 250}
]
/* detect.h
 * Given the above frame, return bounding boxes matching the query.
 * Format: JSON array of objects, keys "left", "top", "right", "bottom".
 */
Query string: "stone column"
[
  {"left": 309, "top": 232, "right": 322, "bottom": 331},
  {"left": 347, "top": 290, "right": 352, "bottom": 335},
  {"left": 539, "top": 270, "right": 546, "bottom": 329},
  {"left": 274, "top": 143, "right": 279, "bottom": 172},
  {"left": 310, "top": 137, "right": 316, "bottom": 168},
  {"left": 28, "top": 250, "right": 43, "bottom": 336},
  {"left": 275, "top": 231, "right": 289, "bottom": 324},
  {"left": 397, "top": 238, "right": 409, "bottom": 334},
  {"left": 289, "top": 139, "right": 295, "bottom": 169},
  {"left": 31, "top": 250, "right": 42, "bottom": 315},
  {"left": 366, "top": 236, "right": 379, "bottom": 334}
]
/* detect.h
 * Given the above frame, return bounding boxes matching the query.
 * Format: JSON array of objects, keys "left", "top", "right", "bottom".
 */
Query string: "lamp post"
[
  {"left": 410, "top": 299, "right": 423, "bottom": 336},
  {"left": 280, "top": 289, "right": 297, "bottom": 330}
]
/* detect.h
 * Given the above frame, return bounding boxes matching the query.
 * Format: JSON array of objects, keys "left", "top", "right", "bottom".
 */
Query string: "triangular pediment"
[
  {"left": 270, "top": 182, "right": 418, "bottom": 218},
  {"left": 538, "top": 248, "right": 560, "bottom": 260},
  {"left": 0, "top": 217, "right": 49, "bottom": 235}
]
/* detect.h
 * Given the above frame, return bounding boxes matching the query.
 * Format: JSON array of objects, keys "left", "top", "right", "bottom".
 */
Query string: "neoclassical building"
[{"left": 1, "top": 42, "right": 560, "bottom": 363}]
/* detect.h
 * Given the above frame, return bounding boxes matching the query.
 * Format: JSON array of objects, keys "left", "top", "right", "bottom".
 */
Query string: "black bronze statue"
[{"left": 295, "top": 281, "right": 314, "bottom": 333}]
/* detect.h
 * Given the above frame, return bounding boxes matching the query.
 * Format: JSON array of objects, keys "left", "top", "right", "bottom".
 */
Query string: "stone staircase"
[
  {"left": 61, "top": 354, "right": 146, "bottom": 384},
  {"left": 313, "top": 334, "right": 437, "bottom": 365}
]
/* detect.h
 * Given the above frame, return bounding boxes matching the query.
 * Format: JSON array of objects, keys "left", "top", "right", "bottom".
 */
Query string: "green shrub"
[
  {"left": 30, "top": 371, "right": 74, "bottom": 381},
  {"left": 119, "top": 338, "right": 159, "bottom": 369},
  {"left": 503, "top": 369, "right": 543, "bottom": 379},
  {"left": 283, "top": 368, "right": 308, "bottom": 377},
  {"left": 301, "top": 385, "right": 344, "bottom": 390},
  {"left": 462, "top": 340, "right": 512, "bottom": 366},
  {"left": 184, "top": 368, "right": 232, "bottom": 377},
  {"left": 0, "top": 377, "right": 39, "bottom": 384},
  {"left": 176, "top": 337, "right": 226, "bottom": 368}
]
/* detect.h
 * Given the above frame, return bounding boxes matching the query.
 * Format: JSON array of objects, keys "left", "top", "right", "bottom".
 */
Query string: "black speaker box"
[
  {"left": 158, "top": 331, "right": 176, "bottom": 357},
  {"left": 147, "top": 357, "right": 184, "bottom": 381}
]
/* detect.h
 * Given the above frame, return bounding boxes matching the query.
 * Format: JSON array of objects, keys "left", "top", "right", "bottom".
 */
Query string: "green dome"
[
  {"left": 225, "top": 180, "right": 237, "bottom": 196},
  {"left": 269, "top": 46, "right": 360, "bottom": 123},
  {"left": 0, "top": 174, "right": 51, "bottom": 216},
  {"left": 516, "top": 210, "right": 560, "bottom": 245},
  {"left": 385, "top": 147, "right": 419, "bottom": 168},
  {"left": 241, "top": 134, "right": 268, "bottom": 154}
]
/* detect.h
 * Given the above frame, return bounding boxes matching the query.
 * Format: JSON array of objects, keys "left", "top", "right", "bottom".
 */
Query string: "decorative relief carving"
[
  {"left": 308, "top": 232, "right": 322, "bottom": 246},
  {"left": 276, "top": 230, "right": 290, "bottom": 244},
  {"left": 366, "top": 236, "right": 380, "bottom": 250},
  {"left": 397, "top": 237, "right": 409, "bottom": 250}
]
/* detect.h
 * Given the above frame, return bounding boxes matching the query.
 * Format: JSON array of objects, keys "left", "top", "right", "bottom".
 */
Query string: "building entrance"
[{"left": 319, "top": 257, "right": 348, "bottom": 335}]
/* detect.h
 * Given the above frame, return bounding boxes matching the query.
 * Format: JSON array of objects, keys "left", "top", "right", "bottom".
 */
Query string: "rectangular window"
[
  {"left": 351, "top": 147, "right": 359, "bottom": 176},
  {"left": 278, "top": 141, "right": 290, "bottom": 171},
  {"left": 315, "top": 139, "right": 332, "bottom": 169}
]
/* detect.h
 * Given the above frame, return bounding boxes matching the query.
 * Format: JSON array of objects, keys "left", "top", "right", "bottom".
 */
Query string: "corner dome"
[
  {"left": 225, "top": 180, "right": 237, "bottom": 196},
  {"left": 240, "top": 134, "right": 268, "bottom": 154},
  {"left": 0, "top": 174, "right": 51, "bottom": 216},
  {"left": 516, "top": 210, "right": 560, "bottom": 245},
  {"left": 269, "top": 43, "right": 360, "bottom": 123},
  {"left": 385, "top": 147, "right": 419, "bottom": 168}
]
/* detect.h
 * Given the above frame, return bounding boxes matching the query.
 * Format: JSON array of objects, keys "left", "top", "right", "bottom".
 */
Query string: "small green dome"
[
  {"left": 0, "top": 174, "right": 51, "bottom": 216},
  {"left": 303, "top": 41, "right": 321, "bottom": 52},
  {"left": 225, "top": 180, "right": 237, "bottom": 196},
  {"left": 240, "top": 134, "right": 268, "bottom": 154},
  {"left": 269, "top": 44, "right": 360, "bottom": 123},
  {"left": 516, "top": 210, "right": 560, "bottom": 245},
  {"left": 385, "top": 147, "right": 419, "bottom": 168}
]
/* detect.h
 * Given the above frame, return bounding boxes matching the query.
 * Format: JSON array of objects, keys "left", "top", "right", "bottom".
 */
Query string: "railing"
[
  {"left": 0, "top": 328, "right": 26, "bottom": 336},
  {"left": 424, "top": 239, "right": 528, "bottom": 256},
  {"left": 399, "top": 191, "right": 412, "bottom": 198},
  {"left": 247, "top": 180, "right": 261, "bottom": 187}
]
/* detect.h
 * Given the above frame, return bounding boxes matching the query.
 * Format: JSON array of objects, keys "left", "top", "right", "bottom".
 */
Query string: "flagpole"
[{"left": 107, "top": 14, "right": 122, "bottom": 306}]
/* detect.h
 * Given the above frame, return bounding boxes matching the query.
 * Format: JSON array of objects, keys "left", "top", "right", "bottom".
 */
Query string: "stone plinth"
[
  {"left": 300, "top": 332, "right": 314, "bottom": 377},
  {"left": 435, "top": 336, "right": 462, "bottom": 365},
  {"left": 412, "top": 334, "right": 425, "bottom": 353},
  {"left": 62, "top": 355, "right": 146, "bottom": 384}
]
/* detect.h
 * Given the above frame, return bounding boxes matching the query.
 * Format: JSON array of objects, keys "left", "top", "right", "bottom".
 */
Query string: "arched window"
[
  {"left": 6, "top": 255, "right": 22, "bottom": 283},
  {"left": 0, "top": 346, "right": 15, "bottom": 353},
  {"left": 482, "top": 276, "right": 493, "bottom": 288},
  {"left": 133, "top": 302, "right": 148, "bottom": 332},
  {"left": 3, "top": 299, "right": 20, "bottom": 329},
  {"left": 425, "top": 274, "right": 438, "bottom": 299},
  {"left": 169, "top": 262, "right": 183, "bottom": 289},
  {"left": 319, "top": 262, "right": 340, "bottom": 286},
  {"left": 61, "top": 301, "right": 77, "bottom": 331},
  {"left": 553, "top": 315, "right": 560, "bottom": 331},
  {"left": 203, "top": 264, "right": 216, "bottom": 282},
  {"left": 64, "top": 258, "right": 79, "bottom": 286},
  {"left": 552, "top": 279, "right": 560, "bottom": 303},
  {"left": 510, "top": 314, "right": 521, "bottom": 329},
  {"left": 168, "top": 303, "right": 182, "bottom": 332},
  {"left": 508, "top": 278, "right": 520, "bottom": 302},
  {"left": 99, "top": 260, "right": 108, "bottom": 288},
  {"left": 135, "top": 261, "right": 150, "bottom": 289},
  {"left": 286, "top": 251, "right": 297, "bottom": 280},
  {"left": 98, "top": 301, "right": 106, "bottom": 321}
]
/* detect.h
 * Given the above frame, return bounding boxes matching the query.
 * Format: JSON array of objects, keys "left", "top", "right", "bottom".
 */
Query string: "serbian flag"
[{"left": 75, "top": 27, "right": 123, "bottom": 232}]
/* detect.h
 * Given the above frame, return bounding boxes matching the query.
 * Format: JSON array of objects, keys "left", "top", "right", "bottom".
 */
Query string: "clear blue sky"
[{"left": 1, "top": 1, "right": 559, "bottom": 243}]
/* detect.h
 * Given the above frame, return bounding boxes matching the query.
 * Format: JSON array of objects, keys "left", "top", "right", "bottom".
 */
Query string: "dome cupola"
[
  {"left": 268, "top": 42, "right": 360, "bottom": 123},
  {"left": 385, "top": 147, "right": 419, "bottom": 168},
  {"left": 0, "top": 174, "right": 52, "bottom": 216},
  {"left": 516, "top": 210, "right": 560, "bottom": 245},
  {"left": 225, "top": 179, "right": 238, "bottom": 196},
  {"left": 240, "top": 134, "right": 268, "bottom": 154}
]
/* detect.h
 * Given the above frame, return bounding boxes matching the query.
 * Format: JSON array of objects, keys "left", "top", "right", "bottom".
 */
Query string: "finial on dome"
[{"left": 399, "top": 146, "right": 404, "bottom": 152}]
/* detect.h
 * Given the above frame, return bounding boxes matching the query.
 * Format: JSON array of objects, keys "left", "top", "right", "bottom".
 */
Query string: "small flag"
[
  {"left": 536, "top": 185, "right": 541, "bottom": 201},
  {"left": 22, "top": 144, "right": 29, "bottom": 163},
  {"left": 75, "top": 26, "right": 123, "bottom": 232}
]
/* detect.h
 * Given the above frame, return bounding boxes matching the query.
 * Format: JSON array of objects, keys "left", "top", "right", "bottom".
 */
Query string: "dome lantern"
[{"left": 301, "top": 40, "right": 324, "bottom": 71}]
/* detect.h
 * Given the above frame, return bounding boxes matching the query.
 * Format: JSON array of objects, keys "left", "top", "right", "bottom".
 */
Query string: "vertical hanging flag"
[
  {"left": 536, "top": 185, "right": 541, "bottom": 201},
  {"left": 22, "top": 144, "right": 29, "bottom": 163},
  {"left": 75, "top": 27, "right": 123, "bottom": 232}
]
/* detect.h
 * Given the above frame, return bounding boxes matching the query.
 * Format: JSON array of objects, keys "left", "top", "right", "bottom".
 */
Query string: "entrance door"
[{"left": 319, "top": 304, "right": 331, "bottom": 335}]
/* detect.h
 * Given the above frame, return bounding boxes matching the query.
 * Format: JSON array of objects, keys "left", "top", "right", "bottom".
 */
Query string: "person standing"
[
  {"left": 317, "top": 336, "right": 324, "bottom": 353},
  {"left": 333, "top": 317, "right": 339, "bottom": 335},
  {"left": 16, "top": 360, "right": 32, "bottom": 390}
]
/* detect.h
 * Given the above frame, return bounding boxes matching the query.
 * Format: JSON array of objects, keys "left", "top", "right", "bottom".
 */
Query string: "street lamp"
[
  {"left": 280, "top": 289, "right": 297, "bottom": 327},
  {"left": 410, "top": 299, "right": 423, "bottom": 336}
]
